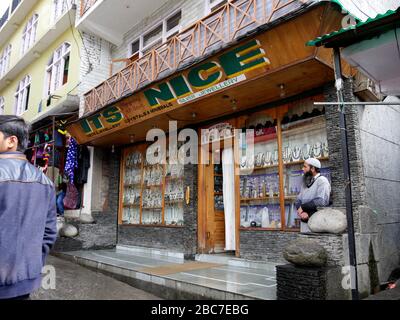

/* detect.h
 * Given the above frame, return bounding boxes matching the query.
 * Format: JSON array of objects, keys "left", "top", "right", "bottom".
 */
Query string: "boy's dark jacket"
[{"left": 0, "top": 152, "right": 57, "bottom": 299}]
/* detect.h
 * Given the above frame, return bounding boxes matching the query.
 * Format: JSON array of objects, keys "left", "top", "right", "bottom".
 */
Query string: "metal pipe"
[{"left": 333, "top": 47, "right": 359, "bottom": 300}]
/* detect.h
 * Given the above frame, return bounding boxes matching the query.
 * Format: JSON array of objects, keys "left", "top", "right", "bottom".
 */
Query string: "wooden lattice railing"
[{"left": 83, "top": 0, "right": 305, "bottom": 115}]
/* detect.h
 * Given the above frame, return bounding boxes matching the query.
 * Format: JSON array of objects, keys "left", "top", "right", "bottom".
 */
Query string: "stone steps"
[{"left": 54, "top": 247, "right": 278, "bottom": 300}]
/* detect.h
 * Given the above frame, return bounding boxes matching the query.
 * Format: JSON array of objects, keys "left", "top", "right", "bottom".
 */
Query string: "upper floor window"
[
  {"left": 21, "top": 14, "right": 39, "bottom": 56},
  {"left": 130, "top": 10, "right": 182, "bottom": 57},
  {"left": 52, "top": 0, "right": 71, "bottom": 22},
  {"left": 14, "top": 75, "right": 31, "bottom": 116},
  {"left": 206, "top": 0, "right": 228, "bottom": 13},
  {"left": 0, "top": 97, "right": 4, "bottom": 115},
  {"left": 0, "top": 44, "right": 12, "bottom": 78},
  {"left": 45, "top": 42, "right": 71, "bottom": 97}
]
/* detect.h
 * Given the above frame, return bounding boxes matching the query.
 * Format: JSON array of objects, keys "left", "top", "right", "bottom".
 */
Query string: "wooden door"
[{"left": 204, "top": 149, "right": 226, "bottom": 253}]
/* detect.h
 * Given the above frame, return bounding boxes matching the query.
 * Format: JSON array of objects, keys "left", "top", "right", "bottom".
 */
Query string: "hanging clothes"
[
  {"left": 63, "top": 183, "right": 79, "bottom": 210},
  {"left": 75, "top": 146, "right": 91, "bottom": 184},
  {"left": 222, "top": 148, "right": 236, "bottom": 251},
  {"left": 64, "top": 137, "right": 78, "bottom": 183}
]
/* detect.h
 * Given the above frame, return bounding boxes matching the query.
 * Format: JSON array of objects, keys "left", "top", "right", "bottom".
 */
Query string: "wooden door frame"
[{"left": 197, "top": 126, "right": 242, "bottom": 257}]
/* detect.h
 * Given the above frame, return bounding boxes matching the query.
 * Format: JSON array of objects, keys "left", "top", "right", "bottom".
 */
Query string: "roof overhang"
[
  {"left": 306, "top": 6, "right": 400, "bottom": 95},
  {"left": 30, "top": 94, "right": 79, "bottom": 130},
  {"left": 307, "top": 7, "right": 400, "bottom": 48},
  {"left": 342, "top": 27, "right": 400, "bottom": 95}
]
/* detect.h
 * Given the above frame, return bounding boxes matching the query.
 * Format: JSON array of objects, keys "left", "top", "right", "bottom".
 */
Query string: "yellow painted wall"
[{"left": 0, "top": 0, "right": 82, "bottom": 121}]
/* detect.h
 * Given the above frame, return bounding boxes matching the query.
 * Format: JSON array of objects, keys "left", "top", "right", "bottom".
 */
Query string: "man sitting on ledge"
[{"left": 295, "top": 158, "right": 331, "bottom": 233}]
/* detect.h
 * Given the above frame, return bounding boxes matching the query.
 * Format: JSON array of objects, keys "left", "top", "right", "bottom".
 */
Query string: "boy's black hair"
[{"left": 0, "top": 115, "right": 30, "bottom": 152}]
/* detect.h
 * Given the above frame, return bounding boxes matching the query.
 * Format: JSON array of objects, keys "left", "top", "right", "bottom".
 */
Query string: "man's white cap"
[{"left": 305, "top": 158, "right": 321, "bottom": 169}]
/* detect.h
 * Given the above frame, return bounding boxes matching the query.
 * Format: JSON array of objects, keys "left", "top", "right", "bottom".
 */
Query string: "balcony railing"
[
  {"left": 80, "top": 0, "right": 98, "bottom": 17},
  {"left": 83, "top": 0, "right": 304, "bottom": 115}
]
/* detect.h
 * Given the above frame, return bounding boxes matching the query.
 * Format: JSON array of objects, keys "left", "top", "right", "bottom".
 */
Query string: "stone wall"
[
  {"left": 240, "top": 230, "right": 345, "bottom": 266},
  {"left": 323, "top": 81, "right": 400, "bottom": 298},
  {"left": 277, "top": 264, "right": 349, "bottom": 300},
  {"left": 358, "top": 96, "right": 400, "bottom": 286}
]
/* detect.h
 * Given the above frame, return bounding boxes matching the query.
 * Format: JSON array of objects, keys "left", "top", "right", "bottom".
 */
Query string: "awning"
[
  {"left": 29, "top": 94, "right": 79, "bottom": 130},
  {"left": 329, "top": 0, "right": 400, "bottom": 22},
  {"left": 305, "top": 3, "right": 400, "bottom": 95},
  {"left": 306, "top": 7, "right": 400, "bottom": 48},
  {"left": 30, "top": 94, "right": 80, "bottom": 127}
]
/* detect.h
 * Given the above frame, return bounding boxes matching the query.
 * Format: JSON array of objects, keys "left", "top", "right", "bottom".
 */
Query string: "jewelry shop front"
[{"left": 67, "top": 4, "right": 349, "bottom": 260}]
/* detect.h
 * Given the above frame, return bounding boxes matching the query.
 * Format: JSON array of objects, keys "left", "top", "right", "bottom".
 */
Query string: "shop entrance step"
[
  {"left": 54, "top": 248, "right": 277, "bottom": 300},
  {"left": 195, "top": 254, "right": 279, "bottom": 273}
]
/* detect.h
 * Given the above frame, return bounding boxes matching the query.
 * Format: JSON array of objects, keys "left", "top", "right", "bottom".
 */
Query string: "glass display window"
[
  {"left": 119, "top": 142, "right": 186, "bottom": 227},
  {"left": 239, "top": 113, "right": 282, "bottom": 230},
  {"left": 237, "top": 96, "right": 330, "bottom": 232},
  {"left": 281, "top": 102, "right": 330, "bottom": 230}
]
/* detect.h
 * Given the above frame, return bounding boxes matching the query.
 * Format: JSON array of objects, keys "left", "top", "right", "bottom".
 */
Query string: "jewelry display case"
[
  {"left": 239, "top": 115, "right": 282, "bottom": 230},
  {"left": 281, "top": 108, "right": 331, "bottom": 229},
  {"left": 238, "top": 102, "right": 330, "bottom": 231},
  {"left": 122, "top": 151, "right": 143, "bottom": 225},
  {"left": 164, "top": 161, "right": 185, "bottom": 226},
  {"left": 119, "top": 144, "right": 186, "bottom": 227}
]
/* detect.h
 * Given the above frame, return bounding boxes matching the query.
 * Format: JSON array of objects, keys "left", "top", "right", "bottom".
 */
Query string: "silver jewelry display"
[
  {"left": 322, "top": 142, "right": 329, "bottom": 158},
  {"left": 312, "top": 142, "right": 322, "bottom": 158},
  {"left": 301, "top": 143, "right": 312, "bottom": 160}
]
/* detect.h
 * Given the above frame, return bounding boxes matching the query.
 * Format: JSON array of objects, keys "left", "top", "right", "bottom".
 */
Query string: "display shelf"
[
  {"left": 240, "top": 196, "right": 297, "bottom": 202},
  {"left": 125, "top": 165, "right": 142, "bottom": 169},
  {"left": 240, "top": 164, "right": 279, "bottom": 172},
  {"left": 144, "top": 184, "right": 163, "bottom": 189},
  {"left": 239, "top": 156, "right": 329, "bottom": 174},
  {"left": 123, "top": 203, "right": 141, "bottom": 207},
  {"left": 165, "top": 199, "right": 184, "bottom": 204},
  {"left": 281, "top": 115, "right": 326, "bottom": 134},
  {"left": 123, "top": 183, "right": 142, "bottom": 188},
  {"left": 165, "top": 175, "right": 185, "bottom": 181},
  {"left": 283, "top": 157, "right": 329, "bottom": 166},
  {"left": 121, "top": 223, "right": 184, "bottom": 228}
]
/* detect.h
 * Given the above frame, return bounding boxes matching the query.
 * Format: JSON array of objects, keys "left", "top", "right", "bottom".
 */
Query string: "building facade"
[
  {"left": 0, "top": 0, "right": 115, "bottom": 217},
  {"left": 1, "top": 0, "right": 396, "bottom": 300},
  {"left": 0, "top": 0, "right": 81, "bottom": 120}
]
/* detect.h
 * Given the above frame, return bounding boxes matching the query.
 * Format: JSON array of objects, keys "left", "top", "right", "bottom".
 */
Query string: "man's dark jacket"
[{"left": 0, "top": 151, "right": 57, "bottom": 299}]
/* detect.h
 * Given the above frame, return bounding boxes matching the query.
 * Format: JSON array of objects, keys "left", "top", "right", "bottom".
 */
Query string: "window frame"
[
  {"left": 14, "top": 75, "right": 31, "bottom": 116},
  {"left": 128, "top": 9, "right": 182, "bottom": 58},
  {"left": 21, "top": 14, "right": 39, "bottom": 56},
  {"left": 0, "top": 44, "right": 12, "bottom": 78},
  {"left": 44, "top": 42, "right": 71, "bottom": 98},
  {"left": 205, "top": 0, "right": 228, "bottom": 14},
  {"left": 52, "top": 0, "right": 71, "bottom": 23}
]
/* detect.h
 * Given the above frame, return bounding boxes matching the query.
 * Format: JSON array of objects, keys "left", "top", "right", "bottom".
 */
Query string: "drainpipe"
[{"left": 333, "top": 47, "right": 359, "bottom": 300}]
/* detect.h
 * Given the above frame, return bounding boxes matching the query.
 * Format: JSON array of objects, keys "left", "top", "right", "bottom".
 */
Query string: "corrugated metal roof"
[
  {"left": 330, "top": 0, "right": 400, "bottom": 21},
  {"left": 306, "top": 7, "right": 400, "bottom": 46}
]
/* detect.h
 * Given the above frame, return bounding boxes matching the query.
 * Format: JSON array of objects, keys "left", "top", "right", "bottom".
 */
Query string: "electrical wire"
[{"left": 66, "top": 0, "right": 93, "bottom": 75}]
